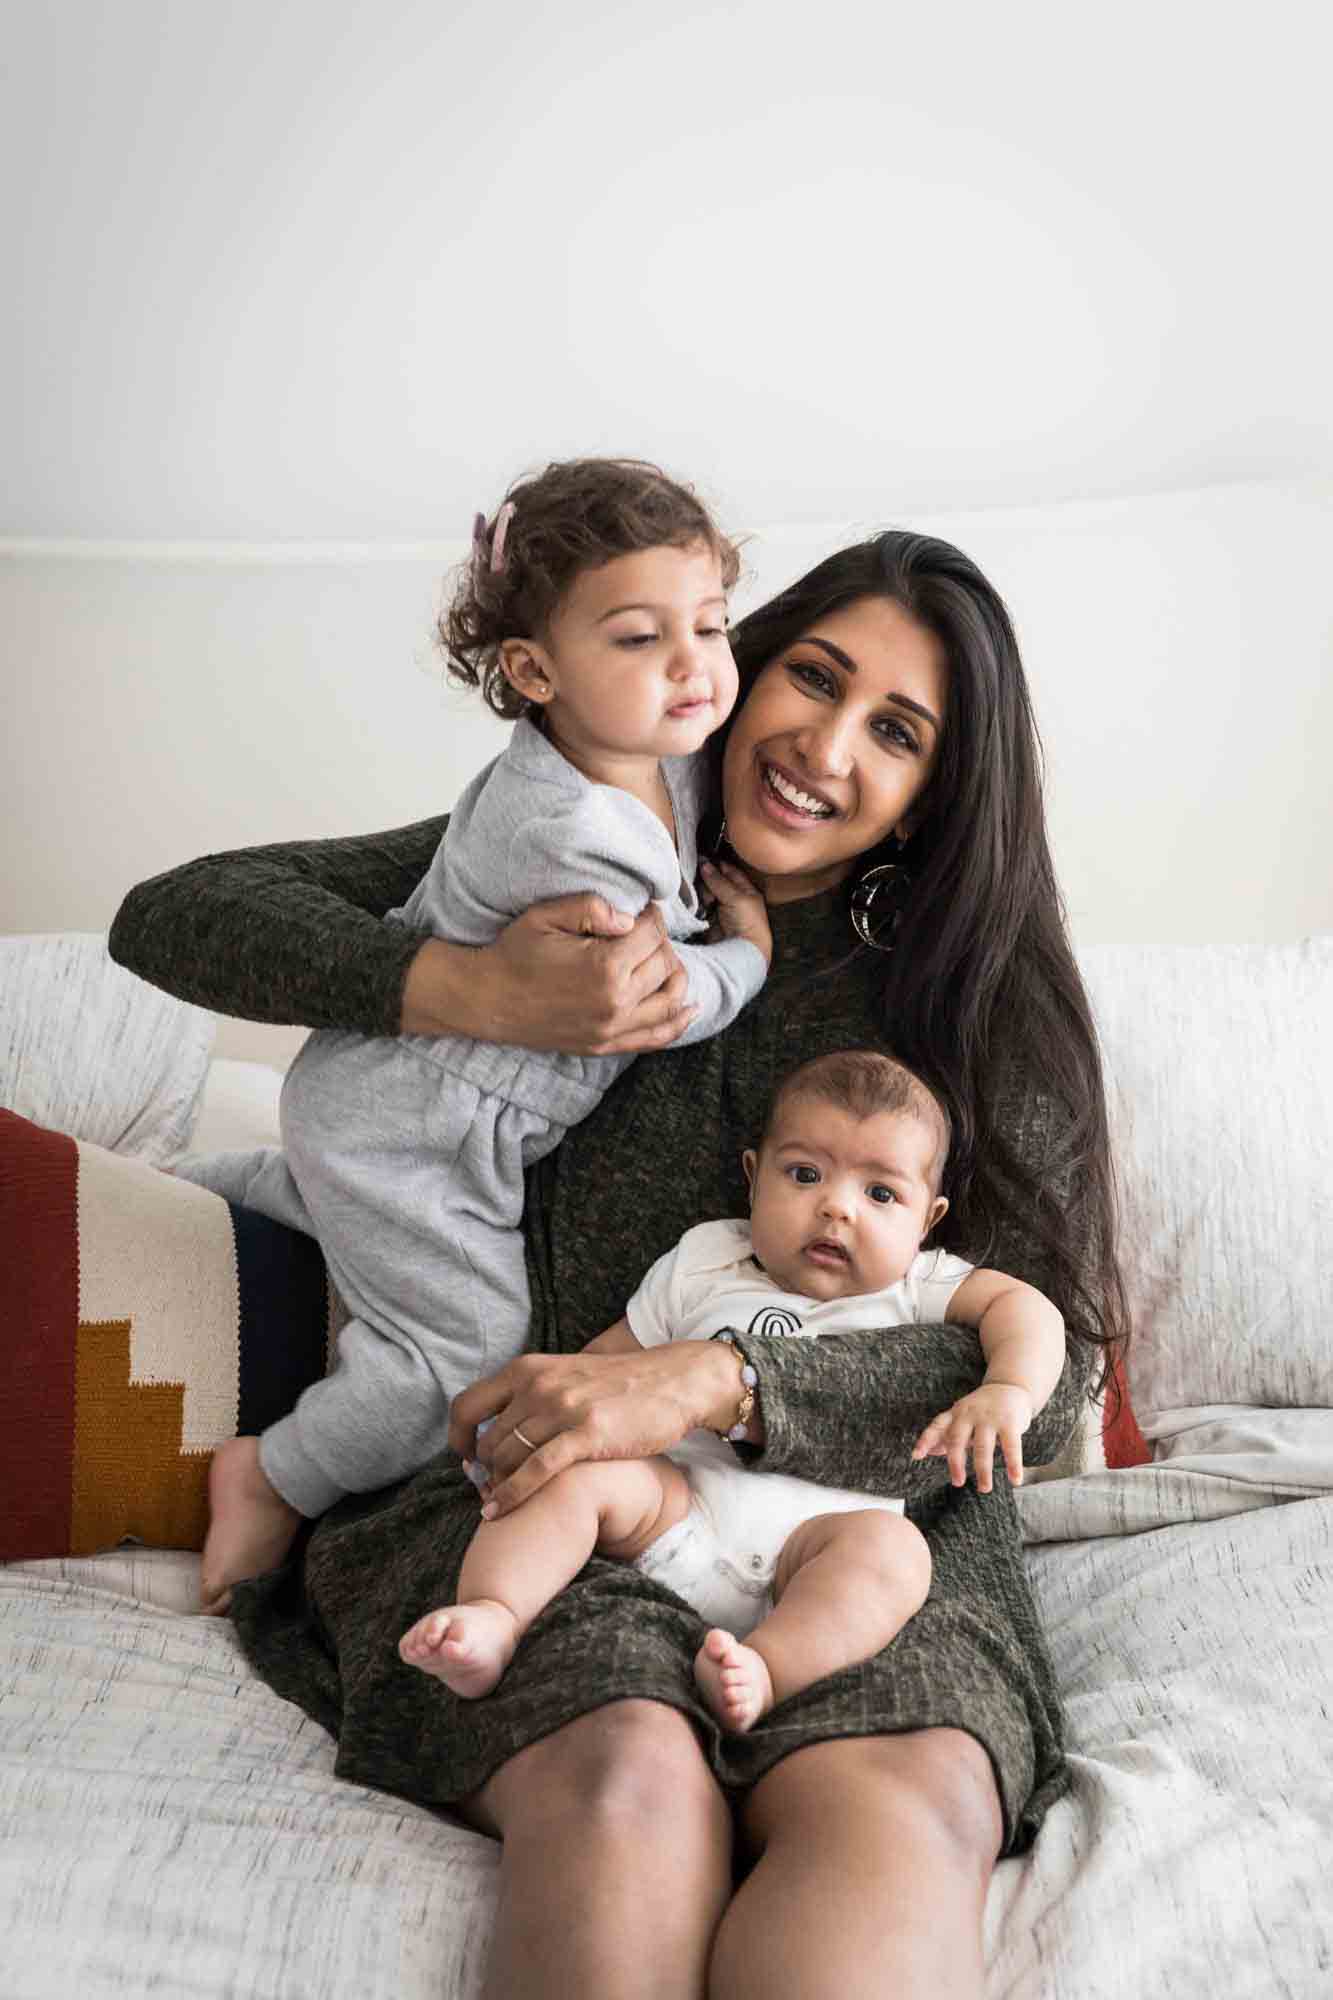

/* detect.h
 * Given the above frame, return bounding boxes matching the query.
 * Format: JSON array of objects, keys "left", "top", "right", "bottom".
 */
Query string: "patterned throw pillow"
[{"left": 1, "top": 1108, "right": 331, "bottom": 1561}]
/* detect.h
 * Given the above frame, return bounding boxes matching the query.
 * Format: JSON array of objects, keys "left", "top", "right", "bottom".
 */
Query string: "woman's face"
[{"left": 721, "top": 596, "right": 948, "bottom": 904}]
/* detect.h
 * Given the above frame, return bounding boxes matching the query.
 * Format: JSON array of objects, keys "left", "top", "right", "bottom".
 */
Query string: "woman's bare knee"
[
  {"left": 464, "top": 1699, "right": 722, "bottom": 1844},
  {"left": 743, "top": 1727, "right": 1004, "bottom": 1874}
]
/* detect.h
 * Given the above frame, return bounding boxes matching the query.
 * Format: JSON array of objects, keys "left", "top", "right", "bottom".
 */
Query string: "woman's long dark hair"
[{"left": 720, "top": 532, "right": 1128, "bottom": 1397}]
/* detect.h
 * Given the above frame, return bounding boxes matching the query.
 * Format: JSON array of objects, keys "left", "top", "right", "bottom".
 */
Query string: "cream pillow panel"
[
  {"left": 1079, "top": 937, "right": 1332, "bottom": 1421},
  {"left": 0, "top": 933, "right": 215, "bottom": 1164}
]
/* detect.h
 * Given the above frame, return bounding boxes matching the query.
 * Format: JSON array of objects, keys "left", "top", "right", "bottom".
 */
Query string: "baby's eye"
[
  {"left": 788, "top": 1165, "right": 820, "bottom": 1186},
  {"left": 868, "top": 1184, "right": 897, "bottom": 1205},
  {"left": 616, "top": 633, "right": 658, "bottom": 649}
]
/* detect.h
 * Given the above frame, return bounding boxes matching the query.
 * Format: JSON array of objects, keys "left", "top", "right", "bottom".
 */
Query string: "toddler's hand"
[
  {"left": 701, "top": 859, "right": 772, "bottom": 966},
  {"left": 911, "top": 1384, "right": 1035, "bottom": 1494}
]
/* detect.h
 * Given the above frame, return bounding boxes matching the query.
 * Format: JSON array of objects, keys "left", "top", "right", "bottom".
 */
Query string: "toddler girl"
[
  {"left": 182, "top": 458, "right": 771, "bottom": 1612},
  {"left": 400, "top": 1047, "right": 1066, "bottom": 1731}
]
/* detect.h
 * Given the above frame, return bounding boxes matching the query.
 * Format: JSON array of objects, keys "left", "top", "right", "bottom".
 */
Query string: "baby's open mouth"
[
  {"left": 805, "top": 1238, "right": 850, "bottom": 1263},
  {"left": 762, "top": 761, "right": 836, "bottom": 819}
]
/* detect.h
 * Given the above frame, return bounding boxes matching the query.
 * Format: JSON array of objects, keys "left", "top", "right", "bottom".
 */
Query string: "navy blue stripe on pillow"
[{"left": 231, "top": 1204, "right": 330, "bottom": 1436}]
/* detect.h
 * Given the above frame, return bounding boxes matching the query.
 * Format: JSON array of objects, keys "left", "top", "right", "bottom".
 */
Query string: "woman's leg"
[
  {"left": 694, "top": 1510, "right": 931, "bottom": 1730},
  {"left": 461, "top": 1700, "right": 734, "bottom": 2000},
  {"left": 709, "top": 1728, "right": 1004, "bottom": 2000},
  {"left": 400, "top": 1457, "right": 691, "bottom": 1694}
]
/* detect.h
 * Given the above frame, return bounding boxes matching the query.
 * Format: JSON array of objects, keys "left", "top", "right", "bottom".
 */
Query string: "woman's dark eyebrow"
[{"left": 801, "top": 635, "right": 941, "bottom": 731}]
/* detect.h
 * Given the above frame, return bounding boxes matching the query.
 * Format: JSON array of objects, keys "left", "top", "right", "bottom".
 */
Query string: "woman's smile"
[
  {"left": 722, "top": 596, "right": 949, "bottom": 904},
  {"left": 758, "top": 758, "right": 838, "bottom": 821}
]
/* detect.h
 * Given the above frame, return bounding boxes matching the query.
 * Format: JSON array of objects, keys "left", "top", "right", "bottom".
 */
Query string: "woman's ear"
[{"left": 500, "top": 639, "right": 553, "bottom": 705}]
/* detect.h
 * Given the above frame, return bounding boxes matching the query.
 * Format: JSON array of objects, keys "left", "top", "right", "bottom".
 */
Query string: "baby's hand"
[
  {"left": 911, "top": 1384, "right": 1035, "bottom": 1494},
  {"left": 701, "top": 859, "right": 772, "bottom": 965}
]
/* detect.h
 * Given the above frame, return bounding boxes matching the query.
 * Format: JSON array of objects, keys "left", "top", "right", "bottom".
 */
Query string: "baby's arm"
[
  {"left": 667, "top": 858, "right": 772, "bottom": 1046},
  {"left": 507, "top": 804, "right": 768, "bottom": 1051},
  {"left": 581, "top": 1317, "right": 641, "bottom": 1356},
  {"left": 910, "top": 1269, "right": 1065, "bottom": 1492}
]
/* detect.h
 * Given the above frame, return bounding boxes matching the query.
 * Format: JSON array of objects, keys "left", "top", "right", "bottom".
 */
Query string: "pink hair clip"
[{"left": 489, "top": 500, "right": 516, "bottom": 574}]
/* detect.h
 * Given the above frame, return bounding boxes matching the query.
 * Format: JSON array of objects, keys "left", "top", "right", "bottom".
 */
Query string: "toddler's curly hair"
[{"left": 439, "top": 457, "right": 742, "bottom": 721}]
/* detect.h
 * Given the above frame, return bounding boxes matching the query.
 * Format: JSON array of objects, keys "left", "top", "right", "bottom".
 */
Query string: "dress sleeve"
[
  {"left": 746, "top": 1069, "right": 1097, "bottom": 1502},
  {"left": 108, "top": 817, "right": 448, "bottom": 1035}
]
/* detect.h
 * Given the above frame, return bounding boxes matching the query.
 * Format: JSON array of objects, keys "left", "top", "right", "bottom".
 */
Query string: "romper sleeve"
[
  {"left": 108, "top": 817, "right": 447, "bottom": 1035},
  {"left": 743, "top": 1071, "right": 1097, "bottom": 1504},
  {"left": 508, "top": 803, "right": 766, "bottom": 1044}
]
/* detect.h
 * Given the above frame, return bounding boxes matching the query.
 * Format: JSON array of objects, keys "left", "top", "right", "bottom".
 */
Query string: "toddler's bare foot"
[
  {"left": 398, "top": 1600, "right": 521, "bottom": 1698},
  {"left": 200, "top": 1435, "right": 302, "bottom": 1616},
  {"left": 693, "top": 1626, "right": 775, "bottom": 1733}
]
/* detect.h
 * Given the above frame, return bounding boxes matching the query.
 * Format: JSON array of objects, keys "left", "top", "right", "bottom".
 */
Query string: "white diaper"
[{"left": 631, "top": 1455, "right": 902, "bottom": 1638}]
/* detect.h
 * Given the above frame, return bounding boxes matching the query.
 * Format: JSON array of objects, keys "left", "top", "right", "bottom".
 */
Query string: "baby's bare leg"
[
  {"left": 200, "top": 1436, "right": 303, "bottom": 1616},
  {"left": 400, "top": 1457, "right": 692, "bottom": 1697},
  {"left": 694, "top": 1511, "right": 932, "bottom": 1733}
]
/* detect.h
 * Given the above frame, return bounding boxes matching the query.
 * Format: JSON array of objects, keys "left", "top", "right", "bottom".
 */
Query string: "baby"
[
  {"left": 176, "top": 458, "right": 771, "bottom": 1612},
  {"left": 399, "top": 1047, "right": 1067, "bottom": 1731}
]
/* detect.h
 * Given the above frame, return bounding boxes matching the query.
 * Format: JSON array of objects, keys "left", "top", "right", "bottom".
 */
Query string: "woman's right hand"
[
  {"left": 401, "top": 895, "right": 697, "bottom": 1054},
  {"left": 449, "top": 1339, "right": 758, "bottom": 1518}
]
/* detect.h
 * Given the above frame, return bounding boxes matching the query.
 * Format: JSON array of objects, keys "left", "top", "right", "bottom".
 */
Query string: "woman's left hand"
[{"left": 449, "top": 1341, "right": 749, "bottom": 1517}]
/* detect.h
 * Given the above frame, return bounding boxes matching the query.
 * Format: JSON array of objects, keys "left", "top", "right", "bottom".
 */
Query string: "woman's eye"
[
  {"left": 868, "top": 1185, "right": 897, "bottom": 1205},
  {"left": 873, "top": 716, "right": 919, "bottom": 753},
  {"left": 790, "top": 661, "right": 835, "bottom": 696}
]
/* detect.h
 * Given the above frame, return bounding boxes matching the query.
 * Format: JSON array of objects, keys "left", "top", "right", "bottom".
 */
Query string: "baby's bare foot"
[
  {"left": 693, "top": 1626, "right": 775, "bottom": 1733},
  {"left": 398, "top": 1600, "right": 521, "bottom": 1698},
  {"left": 200, "top": 1436, "right": 302, "bottom": 1616}
]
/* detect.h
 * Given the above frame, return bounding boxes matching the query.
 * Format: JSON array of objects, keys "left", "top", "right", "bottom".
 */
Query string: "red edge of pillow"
[{"left": 1102, "top": 1348, "right": 1151, "bottom": 1468}]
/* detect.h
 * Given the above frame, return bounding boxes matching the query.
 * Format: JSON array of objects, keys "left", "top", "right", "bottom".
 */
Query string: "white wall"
[
  {"left": 4, "top": 482, "right": 1330, "bottom": 1061},
  {"left": 3, "top": 0, "right": 1330, "bottom": 540}
]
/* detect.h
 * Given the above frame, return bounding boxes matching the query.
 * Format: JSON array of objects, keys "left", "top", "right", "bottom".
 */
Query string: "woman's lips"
[{"left": 756, "top": 758, "right": 837, "bottom": 828}]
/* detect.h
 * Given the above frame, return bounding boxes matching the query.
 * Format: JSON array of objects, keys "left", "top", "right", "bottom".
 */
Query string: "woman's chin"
[{"left": 726, "top": 815, "right": 851, "bottom": 900}]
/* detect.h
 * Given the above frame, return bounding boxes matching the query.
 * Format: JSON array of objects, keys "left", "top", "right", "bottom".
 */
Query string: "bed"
[{"left": 2, "top": 929, "right": 1331, "bottom": 1997}]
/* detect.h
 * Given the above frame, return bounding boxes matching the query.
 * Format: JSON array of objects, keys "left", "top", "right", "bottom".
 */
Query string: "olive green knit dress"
[{"left": 111, "top": 818, "right": 1091, "bottom": 1854}]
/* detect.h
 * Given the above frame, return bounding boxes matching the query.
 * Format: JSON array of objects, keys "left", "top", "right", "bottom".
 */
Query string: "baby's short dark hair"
[
  {"left": 438, "top": 456, "right": 741, "bottom": 721},
  {"left": 760, "top": 1049, "right": 953, "bottom": 1195}
]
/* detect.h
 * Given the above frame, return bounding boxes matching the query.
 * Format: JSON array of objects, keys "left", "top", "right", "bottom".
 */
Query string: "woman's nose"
[{"left": 796, "top": 712, "right": 855, "bottom": 778}]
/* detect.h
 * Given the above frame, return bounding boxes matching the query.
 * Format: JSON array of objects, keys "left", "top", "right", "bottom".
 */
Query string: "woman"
[{"left": 111, "top": 531, "right": 1124, "bottom": 1999}]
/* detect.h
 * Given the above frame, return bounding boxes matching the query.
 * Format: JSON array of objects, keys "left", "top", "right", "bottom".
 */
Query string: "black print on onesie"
[{"left": 747, "top": 1305, "right": 804, "bottom": 1339}]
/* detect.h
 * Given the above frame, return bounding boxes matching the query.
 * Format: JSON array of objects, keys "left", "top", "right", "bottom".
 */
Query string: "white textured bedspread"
[{"left": 3, "top": 1472, "right": 1330, "bottom": 1997}]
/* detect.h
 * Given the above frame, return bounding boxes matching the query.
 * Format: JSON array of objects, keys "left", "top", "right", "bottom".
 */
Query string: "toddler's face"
[
  {"left": 743, "top": 1098, "right": 948, "bottom": 1302},
  {"left": 506, "top": 541, "right": 737, "bottom": 763}
]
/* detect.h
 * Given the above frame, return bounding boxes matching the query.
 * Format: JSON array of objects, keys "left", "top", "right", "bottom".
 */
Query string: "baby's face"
[
  {"left": 744, "top": 1098, "right": 947, "bottom": 1302},
  {"left": 515, "top": 541, "right": 737, "bottom": 763}
]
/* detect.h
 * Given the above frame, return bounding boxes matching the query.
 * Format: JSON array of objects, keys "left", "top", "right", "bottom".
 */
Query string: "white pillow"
[
  {"left": 1079, "top": 937, "right": 1333, "bottom": 1422},
  {"left": 190, "top": 1057, "right": 284, "bottom": 1153},
  {"left": 0, "top": 932, "right": 215, "bottom": 1164}
]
